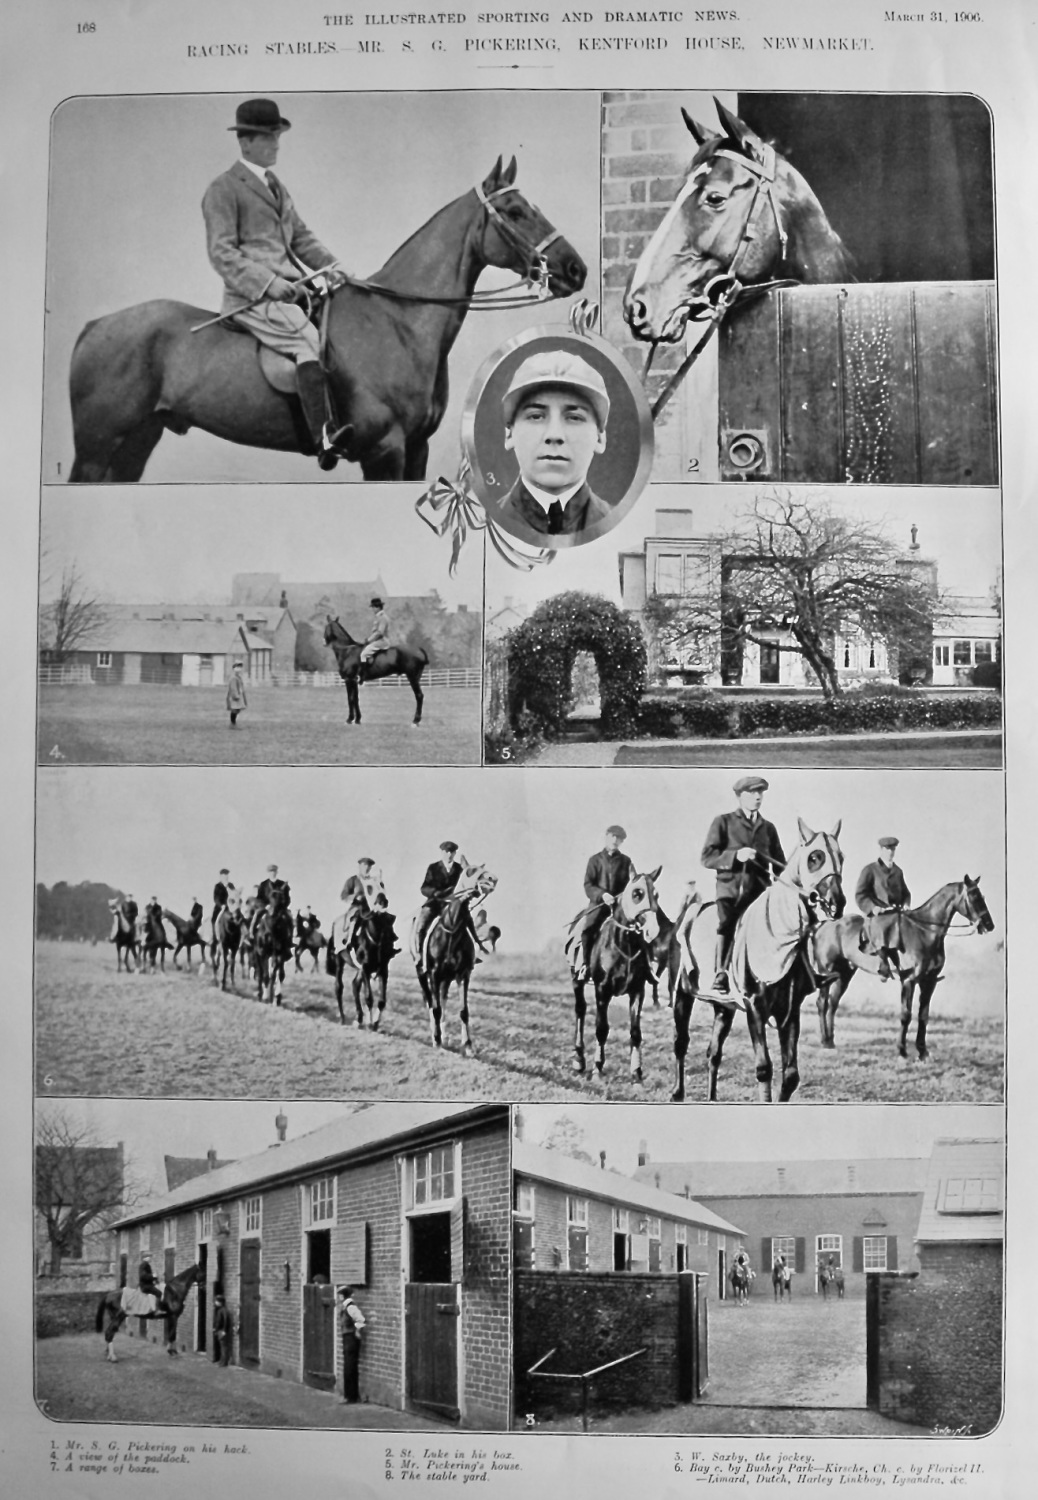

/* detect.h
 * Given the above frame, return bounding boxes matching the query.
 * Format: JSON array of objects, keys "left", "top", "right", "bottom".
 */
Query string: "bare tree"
[
  {"left": 644, "top": 491, "right": 937, "bottom": 699},
  {"left": 35, "top": 1106, "right": 145, "bottom": 1275},
  {"left": 41, "top": 564, "right": 110, "bottom": 663},
  {"left": 541, "top": 1113, "right": 595, "bottom": 1164}
]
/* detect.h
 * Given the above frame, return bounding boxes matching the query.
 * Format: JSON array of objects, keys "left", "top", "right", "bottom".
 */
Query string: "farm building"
[
  {"left": 619, "top": 509, "right": 1000, "bottom": 691},
  {"left": 868, "top": 1137, "right": 1004, "bottom": 1433},
  {"left": 40, "top": 605, "right": 273, "bottom": 685},
  {"left": 634, "top": 1151, "right": 928, "bottom": 1295},
  {"left": 110, "top": 1103, "right": 511, "bottom": 1429}
]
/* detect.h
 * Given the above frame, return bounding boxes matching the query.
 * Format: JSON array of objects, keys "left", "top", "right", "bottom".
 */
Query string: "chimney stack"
[
  {"left": 275, "top": 1110, "right": 288, "bottom": 1145},
  {"left": 207, "top": 1149, "right": 217, "bottom": 1171},
  {"left": 599, "top": 1151, "right": 606, "bottom": 1171},
  {"left": 279, "top": 589, "right": 288, "bottom": 608},
  {"left": 637, "top": 1139, "right": 649, "bottom": 1167}
]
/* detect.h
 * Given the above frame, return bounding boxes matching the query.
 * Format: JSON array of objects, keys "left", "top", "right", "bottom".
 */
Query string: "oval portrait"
[{"left": 461, "top": 327, "right": 654, "bottom": 550}]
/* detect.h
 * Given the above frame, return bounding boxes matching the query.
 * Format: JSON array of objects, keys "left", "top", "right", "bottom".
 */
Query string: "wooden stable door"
[
  {"left": 405, "top": 1282, "right": 459, "bottom": 1419},
  {"left": 239, "top": 1242, "right": 261, "bottom": 1368},
  {"left": 302, "top": 1282, "right": 336, "bottom": 1390}
]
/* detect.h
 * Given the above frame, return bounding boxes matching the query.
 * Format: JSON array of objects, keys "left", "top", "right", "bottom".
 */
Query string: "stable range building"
[{"left": 111, "top": 1103, "right": 510, "bottom": 1429}]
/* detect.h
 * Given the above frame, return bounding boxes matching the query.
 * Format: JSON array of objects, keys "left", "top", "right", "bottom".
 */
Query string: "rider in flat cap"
[
  {"left": 202, "top": 99, "right": 345, "bottom": 470},
  {"left": 579, "top": 824, "right": 635, "bottom": 976},
  {"left": 701, "top": 777, "right": 786, "bottom": 995},
  {"left": 855, "top": 836, "right": 911, "bottom": 981}
]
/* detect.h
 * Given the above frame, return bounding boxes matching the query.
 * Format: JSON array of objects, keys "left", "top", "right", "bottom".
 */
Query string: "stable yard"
[
  {"left": 36, "top": 940, "right": 1002, "bottom": 1103},
  {"left": 37, "top": 684, "right": 481, "bottom": 765}
]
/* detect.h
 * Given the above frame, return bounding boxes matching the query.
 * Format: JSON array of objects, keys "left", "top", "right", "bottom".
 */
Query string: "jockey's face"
[
  {"left": 604, "top": 832, "right": 623, "bottom": 853},
  {"left": 737, "top": 789, "right": 764, "bottom": 815},
  {"left": 505, "top": 388, "right": 606, "bottom": 495},
  {"left": 239, "top": 130, "right": 281, "bottom": 169}
]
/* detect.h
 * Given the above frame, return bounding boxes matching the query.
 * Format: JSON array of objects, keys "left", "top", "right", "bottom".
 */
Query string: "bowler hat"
[
  {"left": 358, "top": 857, "right": 375, "bottom": 868},
  {"left": 502, "top": 350, "right": 610, "bottom": 428},
  {"left": 370, "top": 597, "right": 384, "bottom": 609},
  {"left": 734, "top": 776, "right": 769, "bottom": 794},
  {"left": 229, "top": 98, "right": 291, "bottom": 135},
  {"left": 878, "top": 836, "right": 900, "bottom": 849}
]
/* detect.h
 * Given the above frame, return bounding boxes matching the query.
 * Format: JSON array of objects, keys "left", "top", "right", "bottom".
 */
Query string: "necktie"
[
  {"left": 547, "top": 501, "right": 564, "bottom": 534},
  {"left": 265, "top": 171, "right": 282, "bottom": 209}
]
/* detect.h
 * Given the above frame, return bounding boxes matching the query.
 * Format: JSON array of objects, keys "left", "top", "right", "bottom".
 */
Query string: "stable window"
[
  {"left": 567, "top": 1197, "right": 589, "bottom": 1272},
  {"left": 613, "top": 1207, "right": 631, "bottom": 1271},
  {"left": 242, "top": 1196, "right": 262, "bottom": 1237},
  {"left": 306, "top": 1177, "right": 336, "bottom": 1227},
  {"left": 697, "top": 1227, "right": 708, "bottom": 1247},
  {"left": 953, "top": 640, "right": 972, "bottom": 666},
  {"left": 973, "top": 640, "right": 994, "bottom": 664},
  {"left": 772, "top": 1235, "right": 796, "bottom": 1265},
  {"left": 675, "top": 1224, "right": 688, "bottom": 1272},
  {"left": 863, "top": 1236, "right": 888, "bottom": 1271},
  {"left": 941, "top": 1176, "right": 1002, "bottom": 1214},
  {"left": 647, "top": 1216, "right": 662, "bottom": 1273},
  {"left": 96, "top": 652, "right": 112, "bottom": 668},
  {"left": 513, "top": 1183, "right": 535, "bottom": 1272},
  {"left": 412, "top": 1145, "right": 456, "bottom": 1208},
  {"left": 163, "top": 1218, "right": 175, "bottom": 1249},
  {"left": 816, "top": 1234, "right": 843, "bottom": 1268},
  {"left": 138, "top": 1225, "right": 150, "bottom": 1255}
]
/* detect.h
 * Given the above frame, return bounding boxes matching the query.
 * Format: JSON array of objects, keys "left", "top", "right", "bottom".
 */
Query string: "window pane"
[
  {"left": 973, "top": 640, "right": 993, "bottom": 663},
  {"left": 953, "top": 640, "right": 972, "bottom": 665},
  {"left": 655, "top": 554, "right": 682, "bottom": 594}
]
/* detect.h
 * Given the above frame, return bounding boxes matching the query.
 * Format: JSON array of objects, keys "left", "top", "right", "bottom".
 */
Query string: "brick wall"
[
  {"left": 601, "top": 91, "right": 734, "bottom": 481},
  {"left": 870, "top": 1244, "right": 1003, "bottom": 1435},
  {"left": 514, "top": 1270, "right": 684, "bottom": 1421},
  {"left": 36, "top": 1290, "right": 101, "bottom": 1338},
  {"left": 252, "top": 1182, "right": 301, "bottom": 1378},
  {"left": 340, "top": 1156, "right": 403, "bottom": 1413},
  {"left": 459, "top": 1125, "right": 510, "bottom": 1429}
]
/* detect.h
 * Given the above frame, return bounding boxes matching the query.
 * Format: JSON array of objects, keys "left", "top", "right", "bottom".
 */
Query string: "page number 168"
[{"left": 78, "top": 21, "right": 96, "bottom": 31}]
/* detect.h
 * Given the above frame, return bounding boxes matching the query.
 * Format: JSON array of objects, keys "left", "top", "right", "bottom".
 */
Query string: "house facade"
[
  {"left": 513, "top": 1141, "right": 745, "bottom": 1301},
  {"left": 111, "top": 1104, "right": 511, "bottom": 1429},
  {"left": 635, "top": 1155, "right": 928, "bottom": 1295}
]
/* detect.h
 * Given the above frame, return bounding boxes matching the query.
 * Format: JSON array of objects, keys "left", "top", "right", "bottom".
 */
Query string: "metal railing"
[{"left": 526, "top": 1346, "right": 647, "bottom": 1432}]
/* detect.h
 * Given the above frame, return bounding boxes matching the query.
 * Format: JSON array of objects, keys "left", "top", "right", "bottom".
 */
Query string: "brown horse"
[
  {"left": 624, "top": 99, "right": 853, "bottom": 347},
  {"left": 253, "top": 898, "right": 294, "bottom": 1006},
  {"left": 107, "top": 899, "right": 139, "bottom": 972},
  {"left": 68, "top": 158, "right": 586, "bottom": 483},
  {"left": 323, "top": 616, "right": 427, "bottom": 726},
  {"left": 211, "top": 895, "right": 244, "bottom": 992},
  {"left": 162, "top": 909, "right": 207, "bottom": 971},
  {"left": 812, "top": 876, "right": 994, "bottom": 1061},
  {"left": 414, "top": 865, "right": 497, "bottom": 1056},
  {"left": 567, "top": 868, "right": 663, "bottom": 1083},
  {"left": 96, "top": 1263, "right": 200, "bottom": 1361},
  {"left": 332, "top": 908, "right": 397, "bottom": 1029}
]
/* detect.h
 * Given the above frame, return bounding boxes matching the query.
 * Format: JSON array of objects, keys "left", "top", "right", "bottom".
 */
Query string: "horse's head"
[
  {"left": 455, "top": 863, "right": 498, "bottom": 904},
  {"left": 617, "top": 866, "right": 663, "bottom": 944},
  {"left": 477, "top": 156, "right": 587, "bottom": 298},
  {"left": 781, "top": 819, "right": 845, "bottom": 920},
  {"left": 324, "top": 615, "right": 356, "bottom": 650},
  {"left": 624, "top": 99, "right": 852, "bottom": 344},
  {"left": 960, "top": 875, "right": 995, "bottom": 935}
]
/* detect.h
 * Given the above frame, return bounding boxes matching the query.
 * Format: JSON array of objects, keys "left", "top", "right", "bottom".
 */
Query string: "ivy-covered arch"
[{"left": 507, "top": 591, "right": 648, "bottom": 737}]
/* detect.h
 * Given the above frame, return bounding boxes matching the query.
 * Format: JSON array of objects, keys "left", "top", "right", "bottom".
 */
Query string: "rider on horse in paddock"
[
  {"left": 212, "top": 868, "right": 232, "bottom": 929},
  {"left": 359, "top": 598, "right": 391, "bottom": 666},
  {"left": 249, "top": 863, "right": 292, "bottom": 940},
  {"left": 110, "top": 893, "right": 138, "bottom": 942},
  {"left": 338, "top": 858, "right": 381, "bottom": 955},
  {"left": 203, "top": 98, "right": 347, "bottom": 470},
  {"left": 414, "top": 841, "right": 488, "bottom": 965},
  {"left": 579, "top": 824, "right": 636, "bottom": 978},
  {"left": 701, "top": 777, "right": 786, "bottom": 997},
  {"left": 296, "top": 905, "right": 320, "bottom": 942},
  {"left": 855, "top": 836, "right": 911, "bottom": 981}
]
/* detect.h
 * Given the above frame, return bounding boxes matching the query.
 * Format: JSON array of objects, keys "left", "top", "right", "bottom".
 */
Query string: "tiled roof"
[
  {"left": 164, "top": 1155, "right": 236, "bottom": 1191},
  {"left": 635, "top": 1158, "right": 929, "bottom": 1199},
  {"left": 915, "top": 1138, "right": 1005, "bottom": 1244},
  {"left": 515, "top": 1142, "right": 745, "bottom": 1236},
  {"left": 115, "top": 1104, "right": 506, "bottom": 1226}
]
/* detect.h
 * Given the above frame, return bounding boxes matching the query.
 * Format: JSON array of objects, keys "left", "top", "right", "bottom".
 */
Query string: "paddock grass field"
[
  {"left": 35, "top": 938, "right": 1002, "bottom": 1104},
  {"left": 37, "top": 685, "right": 481, "bottom": 765}
]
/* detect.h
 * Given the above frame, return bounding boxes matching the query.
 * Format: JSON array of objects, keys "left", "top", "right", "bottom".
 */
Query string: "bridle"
[{"left": 644, "top": 141, "right": 798, "bottom": 420}]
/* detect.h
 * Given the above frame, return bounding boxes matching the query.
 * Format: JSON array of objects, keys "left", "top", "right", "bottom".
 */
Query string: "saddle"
[
  {"left": 121, "top": 1287, "right": 162, "bottom": 1318},
  {"left": 229, "top": 286, "right": 332, "bottom": 395}
]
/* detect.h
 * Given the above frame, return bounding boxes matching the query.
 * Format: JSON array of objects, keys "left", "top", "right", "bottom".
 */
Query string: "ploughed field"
[
  {"left": 35, "top": 940, "right": 1002, "bottom": 1103},
  {"left": 37, "top": 684, "right": 480, "bottom": 766}
]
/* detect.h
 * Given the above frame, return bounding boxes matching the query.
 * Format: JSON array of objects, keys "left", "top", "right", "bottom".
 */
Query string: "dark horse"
[
  {"left": 333, "top": 909, "right": 397, "bottom": 1029},
  {"left": 107, "top": 900, "right": 139, "bottom": 972},
  {"left": 140, "top": 906, "right": 170, "bottom": 972},
  {"left": 68, "top": 157, "right": 586, "bottom": 483},
  {"left": 323, "top": 616, "right": 427, "bottom": 727},
  {"left": 567, "top": 868, "right": 663, "bottom": 1083},
  {"left": 211, "top": 896, "right": 244, "bottom": 992},
  {"left": 812, "top": 877, "right": 994, "bottom": 1061},
  {"left": 772, "top": 1262, "right": 791, "bottom": 1302},
  {"left": 670, "top": 823, "right": 845, "bottom": 1103},
  {"left": 294, "top": 924, "right": 327, "bottom": 973},
  {"left": 730, "top": 1258, "right": 752, "bottom": 1305},
  {"left": 624, "top": 99, "right": 853, "bottom": 347},
  {"left": 162, "top": 909, "right": 207, "bottom": 970},
  {"left": 253, "top": 896, "right": 294, "bottom": 1006},
  {"left": 414, "top": 865, "right": 497, "bottom": 1055},
  {"left": 96, "top": 1263, "right": 200, "bottom": 1361}
]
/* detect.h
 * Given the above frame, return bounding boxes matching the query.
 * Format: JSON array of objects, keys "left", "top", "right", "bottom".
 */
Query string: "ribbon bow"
[{"left": 416, "top": 456, "right": 556, "bottom": 575}]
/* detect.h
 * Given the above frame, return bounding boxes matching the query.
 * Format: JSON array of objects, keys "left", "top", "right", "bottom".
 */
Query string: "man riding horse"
[
  {"left": 203, "top": 98, "right": 347, "bottom": 469},
  {"left": 701, "top": 777, "right": 786, "bottom": 997},
  {"left": 110, "top": 892, "right": 139, "bottom": 942},
  {"left": 337, "top": 858, "right": 380, "bottom": 957},
  {"left": 360, "top": 598, "right": 391, "bottom": 667},
  {"left": 249, "top": 863, "right": 292, "bottom": 941},
  {"left": 212, "top": 867, "right": 233, "bottom": 928},
  {"left": 855, "top": 836, "right": 911, "bottom": 981},
  {"left": 579, "top": 824, "right": 636, "bottom": 980}
]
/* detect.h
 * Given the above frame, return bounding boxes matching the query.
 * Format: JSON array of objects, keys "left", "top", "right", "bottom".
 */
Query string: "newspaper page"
[{"left": 2, "top": 1, "right": 1033, "bottom": 1497}]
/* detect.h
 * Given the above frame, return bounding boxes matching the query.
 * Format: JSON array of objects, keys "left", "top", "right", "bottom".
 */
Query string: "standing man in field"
[
  {"left": 203, "top": 98, "right": 346, "bottom": 470},
  {"left": 579, "top": 824, "right": 635, "bottom": 977},
  {"left": 855, "top": 835, "right": 912, "bottom": 981},
  {"left": 701, "top": 777, "right": 786, "bottom": 995}
]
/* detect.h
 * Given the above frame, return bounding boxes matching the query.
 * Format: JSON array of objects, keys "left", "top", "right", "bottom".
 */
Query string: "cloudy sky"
[{"left": 37, "top": 764, "right": 1004, "bottom": 952}]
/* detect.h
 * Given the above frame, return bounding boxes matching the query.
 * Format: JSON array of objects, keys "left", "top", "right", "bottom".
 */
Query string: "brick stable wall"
[
  {"left": 339, "top": 1155, "right": 403, "bottom": 1413},
  {"left": 459, "top": 1125, "right": 510, "bottom": 1429},
  {"left": 253, "top": 1181, "right": 302, "bottom": 1378},
  {"left": 872, "top": 1244, "right": 1003, "bottom": 1435},
  {"left": 514, "top": 1270, "right": 682, "bottom": 1421}
]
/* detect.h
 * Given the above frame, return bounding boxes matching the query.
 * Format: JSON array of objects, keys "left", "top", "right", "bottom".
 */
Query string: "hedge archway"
[{"left": 507, "top": 592, "right": 648, "bottom": 736}]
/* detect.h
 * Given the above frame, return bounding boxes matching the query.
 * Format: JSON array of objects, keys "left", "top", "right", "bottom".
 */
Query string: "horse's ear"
[
  {"left": 829, "top": 819, "right": 842, "bottom": 840},
  {"left": 648, "top": 865, "right": 662, "bottom": 882},
  {"left": 502, "top": 155, "right": 518, "bottom": 186},
  {"left": 482, "top": 156, "right": 505, "bottom": 193},
  {"left": 797, "top": 816, "right": 817, "bottom": 844},
  {"left": 681, "top": 107, "right": 715, "bottom": 145},
  {"left": 714, "top": 98, "right": 766, "bottom": 161}
]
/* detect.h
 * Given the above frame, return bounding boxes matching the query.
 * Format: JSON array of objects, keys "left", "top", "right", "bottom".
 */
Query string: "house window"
[
  {"left": 953, "top": 640, "right": 972, "bottom": 666},
  {"left": 868, "top": 641, "right": 877, "bottom": 669},
  {"left": 863, "top": 1236, "right": 889, "bottom": 1271},
  {"left": 772, "top": 1235, "right": 796, "bottom": 1265},
  {"left": 567, "top": 1197, "right": 589, "bottom": 1271},
  {"left": 513, "top": 1182, "right": 535, "bottom": 1271},
  {"left": 816, "top": 1234, "right": 843, "bottom": 1269},
  {"left": 306, "top": 1178, "right": 336, "bottom": 1226},
  {"left": 934, "top": 644, "right": 950, "bottom": 667},
  {"left": 697, "top": 1227, "right": 708, "bottom": 1246},
  {"left": 613, "top": 1207, "right": 631, "bottom": 1271},
  {"left": 412, "top": 1145, "right": 456, "bottom": 1208},
  {"left": 138, "top": 1225, "right": 150, "bottom": 1255},
  {"left": 242, "top": 1196, "right": 262, "bottom": 1237},
  {"left": 941, "top": 1176, "right": 1002, "bottom": 1213},
  {"left": 96, "top": 652, "right": 112, "bottom": 668},
  {"left": 163, "top": 1218, "right": 175, "bottom": 1249},
  {"left": 675, "top": 1224, "right": 688, "bottom": 1272},
  {"left": 197, "top": 1208, "right": 213, "bottom": 1242},
  {"left": 654, "top": 553, "right": 682, "bottom": 595},
  {"left": 647, "top": 1216, "right": 662, "bottom": 1273},
  {"left": 973, "top": 640, "right": 994, "bottom": 664}
]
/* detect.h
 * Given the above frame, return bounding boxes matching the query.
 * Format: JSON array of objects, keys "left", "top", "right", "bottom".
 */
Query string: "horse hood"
[{"left": 730, "top": 882, "right": 812, "bottom": 990}]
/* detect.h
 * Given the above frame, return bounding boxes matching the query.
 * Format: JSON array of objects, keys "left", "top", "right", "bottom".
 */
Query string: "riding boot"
[
  {"left": 713, "top": 934, "right": 730, "bottom": 994},
  {"left": 580, "top": 929, "right": 595, "bottom": 980},
  {"left": 295, "top": 361, "right": 339, "bottom": 471}
]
